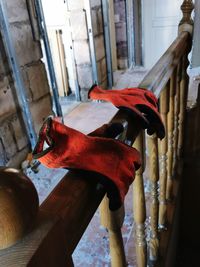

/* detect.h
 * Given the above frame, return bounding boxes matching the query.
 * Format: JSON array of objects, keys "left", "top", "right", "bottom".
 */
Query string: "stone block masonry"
[
  {"left": 0, "top": 0, "right": 111, "bottom": 165},
  {"left": 91, "top": 3, "right": 107, "bottom": 89},
  {"left": 114, "top": 0, "right": 128, "bottom": 69},
  {"left": 0, "top": 0, "right": 52, "bottom": 167},
  {"left": 67, "top": 0, "right": 108, "bottom": 100}
]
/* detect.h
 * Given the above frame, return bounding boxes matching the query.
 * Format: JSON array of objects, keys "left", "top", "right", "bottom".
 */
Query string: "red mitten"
[
  {"left": 33, "top": 118, "right": 141, "bottom": 210},
  {"left": 88, "top": 85, "right": 165, "bottom": 139}
]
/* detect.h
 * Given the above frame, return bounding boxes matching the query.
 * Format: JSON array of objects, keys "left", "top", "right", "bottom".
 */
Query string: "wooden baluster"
[
  {"left": 147, "top": 134, "right": 159, "bottom": 265},
  {"left": 177, "top": 55, "right": 190, "bottom": 159},
  {"left": 177, "top": 0, "right": 194, "bottom": 167},
  {"left": 172, "top": 62, "right": 181, "bottom": 176},
  {"left": 133, "top": 131, "right": 147, "bottom": 267},
  {"left": 166, "top": 70, "right": 177, "bottom": 201},
  {"left": 158, "top": 85, "right": 169, "bottom": 230},
  {"left": 100, "top": 198, "right": 127, "bottom": 267}
]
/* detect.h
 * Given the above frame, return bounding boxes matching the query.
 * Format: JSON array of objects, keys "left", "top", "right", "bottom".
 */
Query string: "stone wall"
[
  {"left": 0, "top": 0, "right": 52, "bottom": 167},
  {"left": 91, "top": 0, "right": 107, "bottom": 89},
  {"left": 114, "top": 0, "right": 128, "bottom": 69},
  {"left": 0, "top": 0, "right": 110, "bottom": 166},
  {"left": 67, "top": 0, "right": 108, "bottom": 101}
]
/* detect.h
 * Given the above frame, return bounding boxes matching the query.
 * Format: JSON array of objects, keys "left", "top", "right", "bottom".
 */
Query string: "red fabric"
[
  {"left": 33, "top": 118, "right": 141, "bottom": 210},
  {"left": 88, "top": 85, "right": 165, "bottom": 139}
]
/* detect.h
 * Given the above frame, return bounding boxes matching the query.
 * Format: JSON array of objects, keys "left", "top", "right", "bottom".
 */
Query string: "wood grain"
[
  {"left": 0, "top": 168, "right": 39, "bottom": 250},
  {"left": 147, "top": 134, "right": 159, "bottom": 263},
  {"left": 133, "top": 132, "right": 147, "bottom": 267},
  {"left": 166, "top": 70, "right": 177, "bottom": 201},
  {"left": 100, "top": 197, "right": 126, "bottom": 267},
  {"left": 158, "top": 85, "right": 169, "bottom": 229}
]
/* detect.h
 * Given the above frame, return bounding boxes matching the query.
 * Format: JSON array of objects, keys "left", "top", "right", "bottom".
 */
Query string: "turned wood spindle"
[
  {"left": 133, "top": 131, "right": 147, "bottom": 267},
  {"left": 158, "top": 85, "right": 169, "bottom": 230},
  {"left": 177, "top": 0, "right": 194, "bottom": 159},
  {"left": 177, "top": 55, "right": 190, "bottom": 159},
  {"left": 100, "top": 197, "right": 126, "bottom": 267},
  {"left": 166, "top": 70, "right": 177, "bottom": 201},
  {"left": 172, "top": 62, "right": 181, "bottom": 175},
  {"left": 147, "top": 134, "right": 159, "bottom": 264}
]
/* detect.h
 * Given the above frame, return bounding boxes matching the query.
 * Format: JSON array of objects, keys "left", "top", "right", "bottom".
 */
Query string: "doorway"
[{"left": 142, "top": 0, "right": 182, "bottom": 69}]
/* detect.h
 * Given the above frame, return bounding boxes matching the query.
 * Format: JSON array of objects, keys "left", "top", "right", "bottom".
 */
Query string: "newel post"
[
  {"left": 178, "top": 0, "right": 194, "bottom": 159},
  {"left": 178, "top": 0, "right": 194, "bottom": 35}
]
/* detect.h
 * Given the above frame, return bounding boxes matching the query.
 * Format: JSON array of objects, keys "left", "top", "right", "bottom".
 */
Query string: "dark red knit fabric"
[
  {"left": 88, "top": 85, "right": 165, "bottom": 139},
  {"left": 33, "top": 118, "right": 141, "bottom": 210}
]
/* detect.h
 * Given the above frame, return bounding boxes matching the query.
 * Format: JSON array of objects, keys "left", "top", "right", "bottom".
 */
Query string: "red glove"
[
  {"left": 88, "top": 85, "right": 165, "bottom": 139},
  {"left": 33, "top": 118, "right": 141, "bottom": 210}
]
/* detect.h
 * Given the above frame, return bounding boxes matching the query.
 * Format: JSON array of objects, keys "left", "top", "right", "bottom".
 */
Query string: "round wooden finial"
[
  {"left": 0, "top": 167, "right": 39, "bottom": 250},
  {"left": 179, "top": 0, "right": 194, "bottom": 34},
  {"left": 180, "top": 0, "right": 194, "bottom": 25}
]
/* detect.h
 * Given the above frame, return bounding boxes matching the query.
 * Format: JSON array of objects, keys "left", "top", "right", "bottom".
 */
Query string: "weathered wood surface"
[
  {"left": 100, "top": 197, "right": 127, "bottom": 267},
  {"left": 158, "top": 85, "right": 169, "bottom": 229},
  {"left": 133, "top": 132, "right": 147, "bottom": 267},
  {"left": 0, "top": 168, "right": 39, "bottom": 251},
  {"left": 166, "top": 70, "right": 177, "bottom": 201},
  {"left": 0, "top": 1, "right": 194, "bottom": 265},
  {"left": 147, "top": 134, "right": 159, "bottom": 263}
]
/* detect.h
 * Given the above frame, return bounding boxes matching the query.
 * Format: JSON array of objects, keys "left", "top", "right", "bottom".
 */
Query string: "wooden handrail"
[
  {"left": 40, "top": 111, "right": 143, "bottom": 256},
  {"left": 0, "top": 111, "right": 143, "bottom": 267}
]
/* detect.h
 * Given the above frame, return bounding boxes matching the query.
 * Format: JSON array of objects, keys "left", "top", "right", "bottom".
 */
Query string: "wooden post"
[
  {"left": 133, "top": 131, "right": 147, "bottom": 267},
  {"left": 177, "top": 0, "right": 194, "bottom": 158},
  {"left": 158, "top": 85, "right": 169, "bottom": 229},
  {"left": 179, "top": 0, "right": 194, "bottom": 35},
  {"left": 147, "top": 134, "right": 159, "bottom": 264},
  {"left": 172, "top": 63, "right": 181, "bottom": 176},
  {"left": 100, "top": 197, "right": 127, "bottom": 267},
  {"left": 166, "top": 70, "right": 177, "bottom": 201},
  {"left": 177, "top": 55, "right": 190, "bottom": 159}
]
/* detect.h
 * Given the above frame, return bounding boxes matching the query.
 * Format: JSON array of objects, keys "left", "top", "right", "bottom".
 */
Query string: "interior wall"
[
  {"left": 66, "top": 0, "right": 108, "bottom": 100},
  {"left": 42, "top": 0, "right": 108, "bottom": 101},
  {"left": 191, "top": 0, "right": 200, "bottom": 68},
  {"left": 0, "top": 0, "right": 52, "bottom": 167},
  {"left": 91, "top": 0, "right": 108, "bottom": 89}
]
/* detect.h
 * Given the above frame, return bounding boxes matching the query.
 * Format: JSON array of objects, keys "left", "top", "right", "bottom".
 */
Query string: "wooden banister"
[
  {"left": 0, "top": 1, "right": 194, "bottom": 267},
  {"left": 0, "top": 110, "right": 143, "bottom": 267},
  {"left": 136, "top": 2, "right": 194, "bottom": 266}
]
